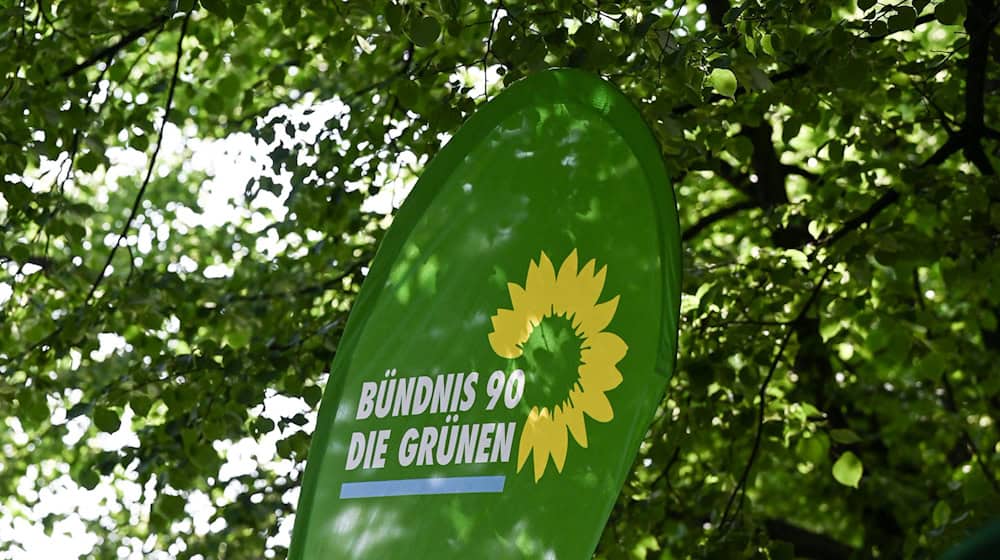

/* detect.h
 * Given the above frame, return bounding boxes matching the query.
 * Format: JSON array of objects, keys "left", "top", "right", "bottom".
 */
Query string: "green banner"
[{"left": 288, "top": 69, "right": 681, "bottom": 559}]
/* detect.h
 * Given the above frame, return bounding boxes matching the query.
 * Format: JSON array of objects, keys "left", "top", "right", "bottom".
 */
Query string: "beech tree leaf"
[
  {"left": 933, "top": 501, "right": 952, "bottom": 527},
  {"left": 934, "top": 0, "right": 965, "bottom": 25},
  {"left": 200, "top": 0, "right": 227, "bottom": 18},
  {"left": 829, "top": 428, "right": 861, "bottom": 444},
  {"left": 93, "top": 408, "right": 121, "bottom": 434},
  {"left": 710, "top": 68, "right": 738, "bottom": 98},
  {"left": 410, "top": 15, "right": 441, "bottom": 47},
  {"left": 832, "top": 451, "right": 863, "bottom": 488}
]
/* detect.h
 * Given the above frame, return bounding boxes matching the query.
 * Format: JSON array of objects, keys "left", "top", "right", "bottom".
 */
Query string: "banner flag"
[{"left": 288, "top": 68, "right": 681, "bottom": 559}]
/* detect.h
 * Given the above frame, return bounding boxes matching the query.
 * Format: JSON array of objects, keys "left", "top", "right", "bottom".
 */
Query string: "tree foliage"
[{"left": 2, "top": 0, "right": 999, "bottom": 558}]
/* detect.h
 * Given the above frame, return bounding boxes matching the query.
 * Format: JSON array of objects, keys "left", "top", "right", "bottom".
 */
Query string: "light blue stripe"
[{"left": 339, "top": 475, "right": 506, "bottom": 499}]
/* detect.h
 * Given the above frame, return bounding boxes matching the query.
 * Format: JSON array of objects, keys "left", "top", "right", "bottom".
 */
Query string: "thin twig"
[
  {"left": 56, "top": 56, "right": 112, "bottom": 196},
  {"left": 83, "top": 12, "right": 190, "bottom": 305},
  {"left": 52, "top": 14, "right": 169, "bottom": 85},
  {"left": 682, "top": 199, "right": 757, "bottom": 241},
  {"left": 482, "top": 5, "right": 500, "bottom": 101},
  {"left": 718, "top": 266, "right": 832, "bottom": 529},
  {"left": 941, "top": 373, "right": 1000, "bottom": 494}
]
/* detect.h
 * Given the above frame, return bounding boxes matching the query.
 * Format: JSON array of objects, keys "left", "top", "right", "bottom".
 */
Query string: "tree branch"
[
  {"left": 53, "top": 14, "right": 169, "bottom": 84},
  {"left": 719, "top": 266, "right": 833, "bottom": 529},
  {"left": 941, "top": 372, "right": 1000, "bottom": 494},
  {"left": 214, "top": 259, "right": 367, "bottom": 308},
  {"left": 682, "top": 200, "right": 757, "bottom": 241},
  {"left": 55, "top": 56, "right": 112, "bottom": 196},
  {"left": 963, "top": 0, "right": 995, "bottom": 136},
  {"left": 83, "top": 12, "right": 190, "bottom": 305},
  {"left": 482, "top": 5, "right": 500, "bottom": 101},
  {"left": 744, "top": 123, "right": 790, "bottom": 208},
  {"left": 764, "top": 519, "right": 857, "bottom": 560},
  {"left": 816, "top": 128, "right": 970, "bottom": 247},
  {"left": 819, "top": 188, "right": 901, "bottom": 247},
  {"left": 817, "top": 4, "right": 1000, "bottom": 247},
  {"left": 864, "top": 13, "right": 936, "bottom": 42},
  {"left": 668, "top": 5, "right": 939, "bottom": 120},
  {"left": 959, "top": 0, "right": 998, "bottom": 175},
  {"left": 0, "top": 254, "right": 56, "bottom": 269}
]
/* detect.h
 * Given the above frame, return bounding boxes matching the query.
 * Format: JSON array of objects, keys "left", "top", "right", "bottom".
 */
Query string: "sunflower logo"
[{"left": 488, "top": 250, "right": 627, "bottom": 481}]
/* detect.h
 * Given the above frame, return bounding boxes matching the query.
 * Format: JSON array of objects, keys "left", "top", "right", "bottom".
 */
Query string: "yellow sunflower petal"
[
  {"left": 578, "top": 361, "right": 623, "bottom": 393},
  {"left": 507, "top": 282, "right": 528, "bottom": 311},
  {"left": 502, "top": 249, "right": 630, "bottom": 482},
  {"left": 581, "top": 331, "right": 628, "bottom": 369},
  {"left": 549, "top": 405, "right": 570, "bottom": 472},
  {"left": 556, "top": 252, "right": 587, "bottom": 317},
  {"left": 517, "top": 406, "right": 540, "bottom": 472},
  {"left": 584, "top": 263, "right": 609, "bottom": 306},
  {"left": 531, "top": 407, "right": 555, "bottom": 481},
  {"left": 524, "top": 252, "right": 557, "bottom": 317},
  {"left": 560, "top": 398, "right": 588, "bottom": 448},
  {"left": 552, "top": 250, "right": 580, "bottom": 316},
  {"left": 573, "top": 296, "right": 619, "bottom": 339},
  {"left": 574, "top": 385, "right": 614, "bottom": 422},
  {"left": 556, "top": 249, "right": 580, "bottom": 285},
  {"left": 488, "top": 308, "right": 529, "bottom": 358}
]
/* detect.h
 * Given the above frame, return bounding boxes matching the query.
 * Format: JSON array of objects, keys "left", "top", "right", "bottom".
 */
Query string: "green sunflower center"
[{"left": 520, "top": 313, "right": 583, "bottom": 409}]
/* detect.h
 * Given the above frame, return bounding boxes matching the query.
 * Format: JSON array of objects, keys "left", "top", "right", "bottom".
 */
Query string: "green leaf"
[
  {"left": 748, "top": 67, "right": 773, "bottom": 91},
  {"left": 254, "top": 416, "right": 276, "bottom": 435},
  {"left": 93, "top": 407, "right": 121, "bottom": 433},
  {"left": 77, "top": 151, "right": 100, "bottom": 173},
  {"left": 726, "top": 136, "right": 754, "bottom": 160},
  {"left": 157, "top": 493, "right": 186, "bottom": 518},
  {"left": 205, "top": 93, "right": 225, "bottom": 115},
  {"left": 796, "top": 433, "right": 829, "bottom": 464},
  {"left": 770, "top": 542, "right": 795, "bottom": 560},
  {"left": 827, "top": 140, "right": 844, "bottom": 163},
  {"left": 66, "top": 402, "right": 92, "bottom": 420},
  {"left": 858, "top": 0, "right": 876, "bottom": 10},
  {"left": 829, "top": 428, "right": 861, "bottom": 444},
  {"left": 218, "top": 74, "right": 241, "bottom": 98},
  {"left": 131, "top": 396, "right": 153, "bottom": 417},
  {"left": 786, "top": 249, "right": 808, "bottom": 269},
  {"left": 302, "top": 385, "right": 323, "bottom": 407},
  {"left": 760, "top": 34, "right": 777, "bottom": 56},
  {"left": 282, "top": 6, "right": 301, "bottom": 28},
  {"left": 744, "top": 33, "right": 756, "bottom": 56},
  {"left": 932, "top": 500, "right": 951, "bottom": 527},
  {"left": 832, "top": 451, "right": 863, "bottom": 488},
  {"left": 934, "top": 0, "right": 964, "bottom": 25},
  {"left": 410, "top": 15, "right": 441, "bottom": 47},
  {"left": 200, "top": 0, "right": 228, "bottom": 18},
  {"left": 190, "top": 443, "right": 218, "bottom": 468},
  {"left": 131, "top": 132, "right": 149, "bottom": 152},
  {"left": 78, "top": 469, "right": 100, "bottom": 491},
  {"left": 395, "top": 79, "right": 421, "bottom": 111},
  {"left": 268, "top": 65, "right": 286, "bottom": 86},
  {"left": 20, "top": 390, "right": 50, "bottom": 427},
  {"left": 887, "top": 7, "right": 917, "bottom": 33},
  {"left": 710, "top": 68, "right": 738, "bottom": 98},
  {"left": 228, "top": 1, "right": 246, "bottom": 22},
  {"left": 385, "top": 3, "right": 404, "bottom": 32}
]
